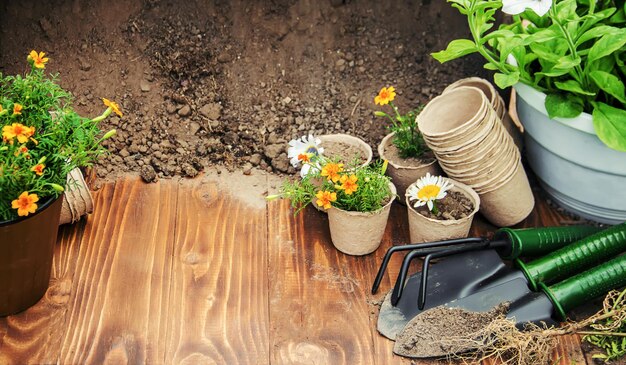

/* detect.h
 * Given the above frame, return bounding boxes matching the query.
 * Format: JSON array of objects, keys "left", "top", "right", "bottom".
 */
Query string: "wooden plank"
[
  {"left": 267, "top": 200, "right": 412, "bottom": 364},
  {"left": 0, "top": 185, "right": 111, "bottom": 364},
  {"left": 164, "top": 179, "right": 269, "bottom": 365},
  {"left": 57, "top": 179, "right": 178, "bottom": 364}
]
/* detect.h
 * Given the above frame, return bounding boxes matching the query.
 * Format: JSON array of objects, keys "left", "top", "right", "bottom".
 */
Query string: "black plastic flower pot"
[{"left": 0, "top": 195, "right": 63, "bottom": 316}]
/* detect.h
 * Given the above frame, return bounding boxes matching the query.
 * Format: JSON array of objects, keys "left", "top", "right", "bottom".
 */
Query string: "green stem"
[{"left": 549, "top": 5, "right": 587, "bottom": 87}]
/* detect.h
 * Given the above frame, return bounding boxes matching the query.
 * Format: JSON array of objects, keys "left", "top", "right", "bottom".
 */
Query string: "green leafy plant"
[
  {"left": 374, "top": 86, "right": 429, "bottom": 159},
  {"left": 432, "top": 0, "right": 626, "bottom": 151},
  {"left": 0, "top": 51, "right": 118, "bottom": 221},
  {"left": 268, "top": 156, "right": 393, "bottom": 213},
  {"left": 583, "top": 289, "right": 626, "bottom": 362}
]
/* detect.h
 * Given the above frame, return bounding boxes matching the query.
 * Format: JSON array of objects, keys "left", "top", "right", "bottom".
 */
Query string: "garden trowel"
[
  {"left": 394, "top": 251, "right": 626, "bottom": 358},
  {"left": 377, "top": 223, "right": 625, "bottom": 340}
]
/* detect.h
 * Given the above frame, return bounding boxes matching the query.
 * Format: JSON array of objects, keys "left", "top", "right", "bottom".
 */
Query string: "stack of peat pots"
[
  {"left": 443, "top": 77, "right": 523, "bottom": 149},
  {"left": 417, "top": 86, "right": 534, "bottom": 227}
]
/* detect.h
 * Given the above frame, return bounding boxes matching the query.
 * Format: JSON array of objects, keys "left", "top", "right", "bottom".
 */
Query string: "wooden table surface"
[{"left": 0, "top": 175, "right": 598, "bottom": 364}]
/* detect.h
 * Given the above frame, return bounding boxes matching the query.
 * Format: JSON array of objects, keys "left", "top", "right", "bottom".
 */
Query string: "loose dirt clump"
[{"left": 0, "top": 0, "right": 490, "bottom": 182}]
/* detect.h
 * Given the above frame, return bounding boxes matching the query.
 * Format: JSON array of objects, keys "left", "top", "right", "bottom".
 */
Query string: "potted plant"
[
  {"left": 405, "top": 173, "right": 480, "bottom": 243},
  {"left": 432, "top": 0, "right": 626, "bottom": 224},
  {"left": 374, "top": 86, "right": 440, "bottom": 202},
  {"left": 0, "top": 50, "right": 119, "bottom": 316},
  {"left": 269, "top": 157, "right": 396, "bottom": 256}
]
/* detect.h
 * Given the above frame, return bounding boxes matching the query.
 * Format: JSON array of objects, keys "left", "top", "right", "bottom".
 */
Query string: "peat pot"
[
  {"left": 0, "top": 195, "right": 63, "bottom": 316},
  {"left": 514, "top": 83, "right": 626, "bottom": 224},
  {"left": 327, "top": 182, "right": 396, "bottom": 255},
  {"left": 378, "top": 132, "right": 440, "bottom": 204},
  {"left": 406, "top": 179, "right": 480, "bottom": 244}
]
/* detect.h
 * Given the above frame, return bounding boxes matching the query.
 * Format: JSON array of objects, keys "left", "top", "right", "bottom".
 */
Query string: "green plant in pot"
[
  {"left": 433, "top": 0, "right": 626, "bottom": 224},
  {"left": 0, "top": 50, "right": 119, "bottom": 316},
  {"left": 374, "top": 86, "right": 440, "bottom": 203},
  {"left": 268, "top": 156, "right": 396, "bottom": 256}
]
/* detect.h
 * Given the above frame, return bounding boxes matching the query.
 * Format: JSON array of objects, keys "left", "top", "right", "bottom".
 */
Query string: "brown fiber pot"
[
  {"left": 0, "top": 195, "right": 63, "bottom": 316},
  {"left": 327, "top": 182, "right": 396, "bottom": 255},
  {"left": 378, "top": 132, "right": 440, "bottom": 204},
  {"left": 405, "top": 180, "right": 480, "bottom": 244}
]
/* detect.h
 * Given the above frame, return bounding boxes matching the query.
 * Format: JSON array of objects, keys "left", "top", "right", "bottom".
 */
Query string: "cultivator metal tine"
[{"left": 371, "top": 237, "right": 485, "bottom": 295}]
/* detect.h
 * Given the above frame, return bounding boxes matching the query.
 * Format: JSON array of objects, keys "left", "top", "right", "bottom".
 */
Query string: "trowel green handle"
[
  {"left": 541, "top": 253, "right": 626, "bottom": 320},
  {"left": 517, "top": 222, "right": 626, "bottom": 290},
  {"left": 495, "top": 225, "right": 602, "bottom": 260}
]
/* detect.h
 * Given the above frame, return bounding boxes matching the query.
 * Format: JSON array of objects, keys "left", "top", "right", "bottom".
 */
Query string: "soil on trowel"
[
  {"left": 393, "top": 303, "right": 509, "bottom": 358},
  {"left": 418, "top": 190, "right": 474, "bottom": 220},
  {"left": 383, "top": 141, "right": 436, "bottom": 168}
]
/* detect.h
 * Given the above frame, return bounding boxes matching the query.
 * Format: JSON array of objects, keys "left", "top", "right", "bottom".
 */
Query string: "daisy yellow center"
[{"left": 417, "top": 185, "right": 441, "bottom": 200}]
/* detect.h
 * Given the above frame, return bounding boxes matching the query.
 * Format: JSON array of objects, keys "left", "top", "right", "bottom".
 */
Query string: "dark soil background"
[{"left": 0, "top": 0, "right": 490, "bottom": 182}]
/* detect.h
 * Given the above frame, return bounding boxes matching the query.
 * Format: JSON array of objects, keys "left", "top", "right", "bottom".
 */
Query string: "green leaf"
[
  {"left": 555, "top": 0, "right": 578, "bottom": 22},
  {"left": 493, "top": 72, "right": 519, "bottom": 89},
  {"left": 431, "top": 39, "right": 477, "bottom": 63},
  {"left": 483, "top": 62, "right": 499, "bottom": 71},
  {"left": 545, "top": 93, "right": 584, "bottom": 118},
  {"left": 588, "top": 30, "right": 626, "bottom": 63},
  {"left": 529, "top": 43, "right": 562, "bottom": 63},
  {"left": 523, "top": 28, "right": 560, "bottom": 45},
  {"left": 482, "top": 29, "right": 515, "bottom": 44},
  {"left": 576, "top": 26, "right": 621, "bottom": 47},
  {"left": 589, "top": 70, "right": 626, "bottom": 104},
  {"left": 555, "top": 55, "right": 581, "bottom": 69},
  {"left": 593, "top": 102, "right": 626, "bottom": 151},
  {"left": 554, "top": 80, "right": 596, "bottom": 96}
]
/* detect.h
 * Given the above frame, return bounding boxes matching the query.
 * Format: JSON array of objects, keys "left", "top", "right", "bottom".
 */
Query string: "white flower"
[
  {"left": 502, "top": 0, "right": 552, "bottom": 17},
  {"left": 287, "top": 134, "right": 324, "bottom": 168},
  {"left": 300, "top": 162, "right": 321, "bottom": 178},
  {"left": 406, "top": 173, "right": 454, "bottom": 211},
  {"left": 506, "top": 53, "right": 518, "bottom": 67}
]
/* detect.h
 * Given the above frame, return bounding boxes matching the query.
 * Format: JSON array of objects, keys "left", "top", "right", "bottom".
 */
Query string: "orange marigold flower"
[
  {"left": 2, "top": 123, "right": 33, "bottom": 143},
  {"left": 27, "top": 50, "right": 49, "bottom": 69},
  {"left": 321, "top": 162, "right": 344, "bottom": 183},
  {"left": 13, "top": 103, "right": 23, "bottom": 115},
  {"left": 315, "top": 190, "right": 337, "bottom": 210},
  {"left": 31, "top": 163, "right": 45, "bottom": 176},
  {"left": 11, "top": 191, "right": 39, "bottom": 217},
  {"left": 339, "top": 174, "right": 358, "bottom": 195},
  {"left": 102, "top": 98, "right": 123, "bottom": 117},
  {"left": 374, "top": 86, "right": 396, "bottom": 106}
]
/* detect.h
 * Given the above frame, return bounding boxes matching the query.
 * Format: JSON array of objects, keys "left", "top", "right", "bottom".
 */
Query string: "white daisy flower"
[
  {"left": 287, "top": 134, "right": 324, "bottom": 173},
  {"left": 502, "top": 0, "right": 552, "bottom": 17},
  {"left": 406, "top": 173, "right": 454, "bottom": 212}
]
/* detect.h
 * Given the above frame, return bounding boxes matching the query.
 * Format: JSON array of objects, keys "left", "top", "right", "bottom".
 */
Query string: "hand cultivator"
[{"left": 373, "top": 223, "right": 626, "bottom": 358}]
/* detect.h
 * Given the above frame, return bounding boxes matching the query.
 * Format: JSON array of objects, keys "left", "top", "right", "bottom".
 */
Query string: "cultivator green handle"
[
  {"left": 495, "top": 225, "right": 602, "bottom": 260},
  {"left": 516, "top": 222, "right": 626, "bottom": 290},
  {"left": 541, "top": 253, "right": 626, "bottom": 320}
]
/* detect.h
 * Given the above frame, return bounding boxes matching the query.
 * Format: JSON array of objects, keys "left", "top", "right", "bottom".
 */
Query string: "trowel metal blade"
[{"left": 377, "top": 249, "right": 515, "bottom": 340}]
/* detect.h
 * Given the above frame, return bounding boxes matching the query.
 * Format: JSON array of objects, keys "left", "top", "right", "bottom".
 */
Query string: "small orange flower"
[
  {"left": 298, "top": 153, "right": 312, "bottom": 163},
  {"left": 321, "top": 162, "right": 344, "bottom": 183},
  {"left": 27, "top": 50, "right": 49, "bottom": 69},
  {"left": 2, "top": 123, "right": 33, "bottom": 143},
  {"left": 339, "top": 174, "right": 359, "bottom": 195},
  {"left": 102, "top": 98, "right": 123, "bottom": 117},
  {"left": 12, "top": 103, "right": 23, "bottom": 115},
  {"left": 31, "top": 163, "right": 45, "bottom": 176},
  {"left": 14, "top": 145, "right": 29, "bottom": 158},
  {"left": 374, "top": 86, "right": 396, "bottom": 106},
  {"left": 315, "top": 190, "right": 337, "bottom": 210},
  {"left": 11, "top": 191, "right": 39, "bottom": 217}
]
